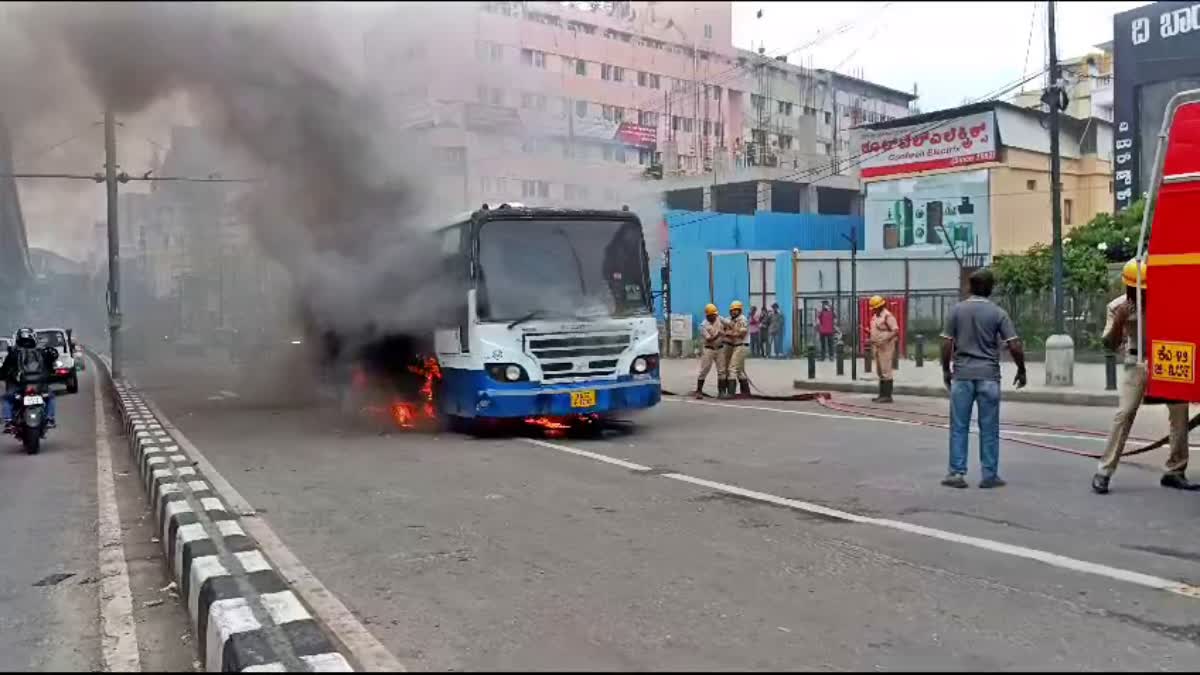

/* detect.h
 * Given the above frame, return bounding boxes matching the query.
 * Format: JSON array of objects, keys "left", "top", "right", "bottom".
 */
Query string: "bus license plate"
[
  {"left": 570, "top": 390, "right": 596, "bottom": 408},
  {"left": 23, "top": 395, "right": 43, "bottom": 406}
]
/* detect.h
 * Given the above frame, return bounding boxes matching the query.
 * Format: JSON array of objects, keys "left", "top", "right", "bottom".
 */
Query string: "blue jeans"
[
  {"left": 949, "top": 379, "right": 1001, "bottom": 480},
  {"left": 3, "top": 389, "right": 55, "bottom": 423}
]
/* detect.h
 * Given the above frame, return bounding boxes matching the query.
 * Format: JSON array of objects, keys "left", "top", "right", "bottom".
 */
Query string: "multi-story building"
[
  {"left": 1011, "top": 43, "right": 1114, "bottom": 122},
  {"left": 365, "top": 1, "right": 919, "bottom": 260}
]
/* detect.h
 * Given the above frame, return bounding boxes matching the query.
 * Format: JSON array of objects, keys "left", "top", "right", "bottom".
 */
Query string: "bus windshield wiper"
[{"left": 508, "top": 309, "right": 548, "bottom": 329}]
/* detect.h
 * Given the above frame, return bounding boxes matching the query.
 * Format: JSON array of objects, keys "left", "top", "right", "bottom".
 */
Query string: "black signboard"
[{"left": 1113, "top": 1, "right": 1200, "bottom": 211}]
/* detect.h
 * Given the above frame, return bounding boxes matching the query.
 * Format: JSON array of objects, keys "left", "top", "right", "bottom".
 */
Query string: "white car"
[{"left": 35, "top": 328, "right": 79, "bottom": 394}]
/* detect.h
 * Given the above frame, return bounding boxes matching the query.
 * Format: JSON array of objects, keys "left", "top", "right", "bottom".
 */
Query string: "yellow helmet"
[
  {"left": 1121, "top": 258, "right": 1147, "bottom": 289},
  {"left": 869, "top": 295, "right": 886, "bottom": 310},
  {"left": 704, "top": 303, "right": 718, "bottom": 316},
  {"left": 729, "top": 300, "right": 744, "bottom": 312}
]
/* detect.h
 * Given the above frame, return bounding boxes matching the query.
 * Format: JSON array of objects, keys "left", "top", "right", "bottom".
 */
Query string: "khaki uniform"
[
  {"left": 697, "top": 317, "right": 727, "bottom": 382},
  {"left": 1097, "top": 295, "right": 1190, "bottom": 477},
  {"left": 725, "top": 314, "right": 750, "bottom": 381},
  {"left": 870, "top": 308, "right": 899, "bottom": 381}
]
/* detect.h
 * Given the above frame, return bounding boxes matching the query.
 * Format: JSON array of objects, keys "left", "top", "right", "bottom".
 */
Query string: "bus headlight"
[
  {"left": 486, "top": 363, "right": 529, "bottom": 383},
  {"left": 630, "top": 355, "right": 658, "bottom": 375}
]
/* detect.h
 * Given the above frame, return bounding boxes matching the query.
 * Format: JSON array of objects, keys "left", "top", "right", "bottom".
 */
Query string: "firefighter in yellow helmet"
[
  {"left": 695, "top": 303, "right": 726, "bottom": 398},
  {"left": 868, "top": 295, "right": 900, "bottom": 403},
  {"left": 1093, "top": 259, "right": 1197, "bottom": 493},
  {"left": 724, "top": 300, "right": 750, "bottom": 398}
]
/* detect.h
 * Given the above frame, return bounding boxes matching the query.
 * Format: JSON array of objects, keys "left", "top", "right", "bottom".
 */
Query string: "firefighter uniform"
[
  {"left": 696, "top": 304, "right": 726, "bottom": 398},
  {"left": 1093, "top": 260, "right": 1195, "bottom": 493},
  {"left": 725, "top": 301, "right": 750, "bottom": 397},
  {"left": 868, "top": 296, "right": 899, "bottom": 403}
]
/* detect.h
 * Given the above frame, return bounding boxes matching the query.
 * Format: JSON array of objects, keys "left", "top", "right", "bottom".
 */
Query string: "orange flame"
[
  {"left": 524, "top": 416, "right": 572, "bottom": 431},
  {"left": 360, "top": 356, "right": 443, "bottom": 430}
]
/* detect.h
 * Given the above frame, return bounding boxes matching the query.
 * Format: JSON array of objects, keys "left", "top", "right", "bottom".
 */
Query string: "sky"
[{"left": 731, "top": 1, "right": 1150, "bottom": 111}]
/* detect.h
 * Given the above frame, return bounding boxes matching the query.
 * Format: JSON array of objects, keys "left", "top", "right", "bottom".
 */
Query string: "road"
[
  {"left": 0, "top": 367, "right": 197, "bottom": 672},
  {"left": 129, "top": 356, "right": 1200, "bottom": 671}
]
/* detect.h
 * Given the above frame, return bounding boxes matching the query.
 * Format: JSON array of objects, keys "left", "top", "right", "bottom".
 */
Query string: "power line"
[{"left": 12, "top": 124, "right": 100, "bottom": 165}]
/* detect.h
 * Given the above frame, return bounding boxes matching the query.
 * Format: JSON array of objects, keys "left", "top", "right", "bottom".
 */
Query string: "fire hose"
[{"left": 815, "top": 395, "right": 1200, "bottom": 460}]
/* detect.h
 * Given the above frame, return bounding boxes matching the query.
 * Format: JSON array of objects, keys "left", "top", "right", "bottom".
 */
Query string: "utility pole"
[
  {"left": 1044, "top": 0, "right": 1074, "bottom": 386},
  {"left": 843, "top": 228, "right": 858, "bottom": 381},
  {"left": 104, "top": 108, "right": 122, "bottom": 378}
]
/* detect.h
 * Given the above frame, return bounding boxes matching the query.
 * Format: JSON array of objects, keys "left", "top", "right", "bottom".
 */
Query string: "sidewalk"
[{"left": 663, "top": 356, "right": 1121, "bottom": 407}]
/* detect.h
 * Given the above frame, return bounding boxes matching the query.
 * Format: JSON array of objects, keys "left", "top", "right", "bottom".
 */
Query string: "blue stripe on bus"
[{"left": 439, "top": 368, "right": 661, "bottom": 419}]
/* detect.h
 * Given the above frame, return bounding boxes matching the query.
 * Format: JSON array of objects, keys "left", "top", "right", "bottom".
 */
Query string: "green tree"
[{"left": 1064, "top": 198, "right": 1145, "bottom": 263}]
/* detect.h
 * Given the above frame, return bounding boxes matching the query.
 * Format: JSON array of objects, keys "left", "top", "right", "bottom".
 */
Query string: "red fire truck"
[{"left": 1139, "top": 89, "right": 1200, "bottom": 403}]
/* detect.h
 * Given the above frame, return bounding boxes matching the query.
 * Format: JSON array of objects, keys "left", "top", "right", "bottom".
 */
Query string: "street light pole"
[
  {"left": 1044, "top": 0, "right": 1074, "bottom": 386},
  {"left": 104, "top": 108, "right": 122, "bottom": 378}
]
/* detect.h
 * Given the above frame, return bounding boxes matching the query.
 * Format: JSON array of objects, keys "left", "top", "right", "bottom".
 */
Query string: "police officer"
[
  {"left": 695, "top": 304, "right": 726, "bottom": 399},
  {"left": 1092, "top": 259, "right": 1196, "bottom": 494},
  {"left": 868, "top": 295, "right": 899, "bottom": 403},
  {"left": 724, "top": 300, "right": 750, "bottom": 398}
]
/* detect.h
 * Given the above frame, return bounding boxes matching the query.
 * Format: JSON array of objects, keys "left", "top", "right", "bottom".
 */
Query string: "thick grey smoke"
[{"left": 3, "top": 1, "right": 461, "bottom": 360}]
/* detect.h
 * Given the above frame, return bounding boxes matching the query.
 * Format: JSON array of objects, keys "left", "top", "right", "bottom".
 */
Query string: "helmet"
[
  {"left": 730, "top": 300, "right": 744, "bottom": 312},
  {"left": 1121, "top": 258, "right": 1147, "bottom": 289},
  {"left": 14, "top": 327, "right": 36, "bottom": 348},
  {"left": 704, "top": 303, "right": 718, "bottom": 316},
  {"left": 869, "top": 295, "right": 886, "bottom": 310}
]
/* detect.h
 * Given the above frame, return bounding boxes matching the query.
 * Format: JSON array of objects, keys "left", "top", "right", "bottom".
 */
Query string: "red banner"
[{"left": 615, "top": 122, "right": 657, "bottom": 148}]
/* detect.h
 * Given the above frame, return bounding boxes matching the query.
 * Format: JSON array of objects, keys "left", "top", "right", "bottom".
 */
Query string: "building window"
[
  {"left": 682, "top": 117, "right": 694, "bottom": 133},
  {"left": 823, "top": 111, "right": 832, "bottom": 124},
  {"left": 672, "top": 115, "right": 682, "bottom": 131},
  {"left": 521, "top": 48, "right": 546, "bottom": 68},
  {"left": 477, "top": 41, "right": 503, "bottom": 63},
  {"left": 778, "top": 134, "right": 793, "bottom": 149},
  {"left": 521, "top": 180, "right": 536, "bottom": 198},
  {"left": 777, "top": 101, "right": 793, "bottom": 116},
  {"left": 601, "top": 105, "right": 625, "bottom": 123},
  {"left": 576, "top": 59, "right": 587, "bottom": 76},
  {"left": 601, "top": 64, "right": 624, "bottom": 82},
  {"left": 818, "top": 142, "right": 830, "bottom": 155},
  {"left": 712, "top": 85, "right": 722, "bottom": 100},
  {"left": 751, "top": 94, "right": 765, "bottom": 110},
  {"left": 704, "top": 23, "right": 713, "bottom": 39},
  {"left": 638, "top": 71, "right": 660, "bottom": 88},
  {"left": 638, "top": 148, "right": 654, "bottom": 165},
  {"left": 1064, "top": 198, "right": 1073, "bottom": 225},
  {"left": 496, "top": 177, "right": 507, "bottom": 194},
  {"left": 703, "top": 120, "right": 712, "bottom": 136},
  {"left": 520, "top": 92, "right": 547, "bottom": 110},
  {"left": 480, "top": 176, "right": 493, "bottom": 194},
  {"left": 537, "top": 180, "right": 549, "bottom": 198},
  {"left": 575, "top": 100, "right": 588, "bottom": 117},
  {"left": 1026, "top": 179, "right": 1037, "bottom": 191},
  {"left": 639, "top": 110, "right": 658, "bottom": 127}
]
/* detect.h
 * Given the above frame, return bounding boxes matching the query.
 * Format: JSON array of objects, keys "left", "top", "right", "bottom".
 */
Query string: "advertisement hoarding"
[
  {"left": 1113, "top": 1, "right": 1200, "bottom": 211},
  {"left": 864, "top": 168, "right": 991, "bottom": 256},
  {"left": 856, "top": 111, "right": 997, "bottom": 178}
]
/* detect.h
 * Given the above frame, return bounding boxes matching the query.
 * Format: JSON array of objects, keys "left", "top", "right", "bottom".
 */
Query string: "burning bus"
[{"left": 352, "top": 203, "right": 662, "bottom": 431}]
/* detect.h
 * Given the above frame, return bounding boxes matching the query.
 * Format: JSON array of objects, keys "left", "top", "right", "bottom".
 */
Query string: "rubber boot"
[
  {"left": 739, "top": 379, "right": 751, "bottom": 398},
  {"left": 694, "top": 379, "right": 705, "bottom": 400},
  {"left": 878, "top": 379, "right": 894, "bottom": 404},
  {"left": 871, "top": 379, "right": 886, "bottom": 403},
  {"left": 717, "top": 379, "right": 729, "bottom": 399}
]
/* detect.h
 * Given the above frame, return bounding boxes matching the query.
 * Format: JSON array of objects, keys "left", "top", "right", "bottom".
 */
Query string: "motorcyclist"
[{"left": 1, "top": 327, "right": 59, "bottom": 430}]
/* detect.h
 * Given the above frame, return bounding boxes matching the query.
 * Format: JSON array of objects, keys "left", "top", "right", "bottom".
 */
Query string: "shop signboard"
[
  {"left": 856, "top": 111, "right": 997, "bottom": 178},
  {"left": 864, "top": 168, "right": 991, "bottom": 256}
]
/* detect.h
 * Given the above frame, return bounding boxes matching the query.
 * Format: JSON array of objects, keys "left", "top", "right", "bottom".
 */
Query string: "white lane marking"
[
  {"left": 94, "top": 364, "right": 142, "bottom": 672},
  {"left": 144, "top": 396, "right": 405, "bottom": 672},
  {"left": 523, "top": 437, "right": 1200, "bottom": 599},
  {"left": 522, "top": 438, "right": 653, "bottom": 472},
  {"left": 218, "top": 390, "right": 240, "bottom": 399}
]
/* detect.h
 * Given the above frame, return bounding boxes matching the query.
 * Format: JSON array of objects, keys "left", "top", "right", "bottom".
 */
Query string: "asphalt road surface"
[
  {"left": 0, "top": 368, "right": 194, "bottom": 672},
  {"left": 129, "top": 357, "right": 1200, "bottom": 671}
]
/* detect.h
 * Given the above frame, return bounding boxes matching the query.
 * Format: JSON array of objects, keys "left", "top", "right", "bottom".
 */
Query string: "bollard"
[
  {"left": 915, "top": 334, "right": 925, "bottom": 368},
  {"left": 807, "top": 345, "right": 817, "bottom": 379},
  {"left": 836, "top": 342, "right": 845, "bottom": 376},
  {"left": 1105, "top": 352, "right": 1117, "bottom": 391},
  {"left": 864, "top": 345, "right": 872, "bottom": 373}
]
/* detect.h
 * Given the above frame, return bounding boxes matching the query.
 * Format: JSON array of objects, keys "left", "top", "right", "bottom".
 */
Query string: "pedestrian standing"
[
  {"left": 749, "top": 306, "right": 762, "bottom": 357},
  {"left": 724, "top": 300, "right": 750, "bottom": 397},
  {"left": 757, "top": 307, "right": 772, "bottom": 357},
  {"left": 1091, "top": 259, "right": 1196, "bottom": 493},
  {"left": 816, "top": 300, "right": 836, "bottom": 361},
  {"left": 768, "top": 302, "right": 785, "bottom": 359},
  {"left": 939, "top": 269, "right": 1027, "bottom": 489},
  {"left": 868, "top": 296, "right": 899, "bottom": 403},
  {"left": 695, "top": 304, "right": 727, "bottom": 399}
]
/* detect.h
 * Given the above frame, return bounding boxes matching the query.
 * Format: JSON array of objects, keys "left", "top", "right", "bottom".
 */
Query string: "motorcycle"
[{"left": 6, "top": 385, "right": 49, "bottom": 454}]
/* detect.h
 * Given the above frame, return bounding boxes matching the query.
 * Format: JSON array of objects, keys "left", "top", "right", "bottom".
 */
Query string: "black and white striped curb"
[{"left": 99, "top": 358, "right": 354, "bottom": 672}]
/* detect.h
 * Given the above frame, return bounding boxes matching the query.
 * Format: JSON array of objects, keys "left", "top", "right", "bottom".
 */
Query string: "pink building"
[{"left": 366, "top": 1, "right": 742, "bottom": 212}]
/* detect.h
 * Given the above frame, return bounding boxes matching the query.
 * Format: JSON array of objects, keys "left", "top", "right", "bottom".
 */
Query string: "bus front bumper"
[{"left": 447, "top": 374, "right": 661, "bottom": 419}]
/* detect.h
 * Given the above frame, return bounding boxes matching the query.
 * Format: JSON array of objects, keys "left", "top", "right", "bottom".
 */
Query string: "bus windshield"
[{"left": 477, "top": 218, "right": 650, "bottom": 322}]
